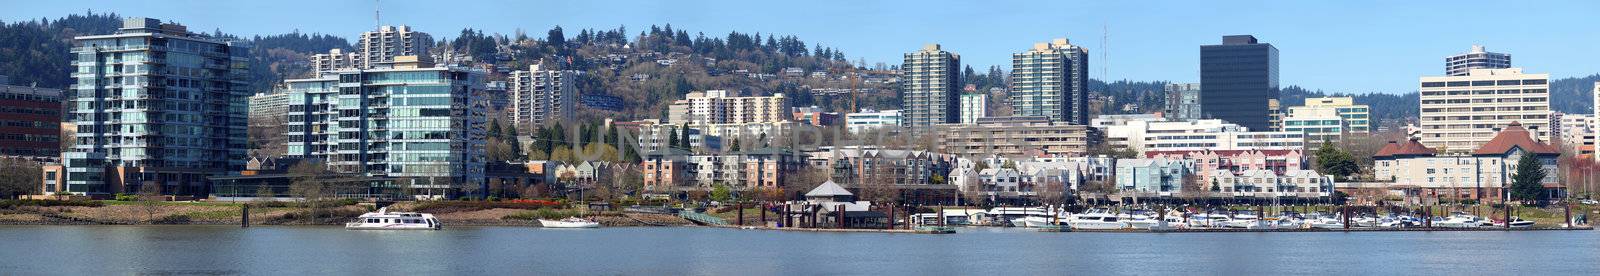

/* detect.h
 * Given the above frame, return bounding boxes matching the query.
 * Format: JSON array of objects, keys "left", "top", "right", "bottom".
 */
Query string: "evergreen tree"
[
  {"left": 730, "top": 138, "right": 741, "bottom": 152},
  {"left": 1510, "top": 153, "right": 1548, "bottom": 204},
  {"left": 678, "top": 125, "right": 691, "bottom": 149},
  {"left": 551, "top": 122, "right": 567, "bottom": 151},
  {"left": 1315, "top": 143, "right": 1358, "bottom": 180},
  {"left": 547, "top": 26, "right": 566, "bottom": 53},
  {"left": 666, "top": 126, "right": 680, "bottom": 151}
]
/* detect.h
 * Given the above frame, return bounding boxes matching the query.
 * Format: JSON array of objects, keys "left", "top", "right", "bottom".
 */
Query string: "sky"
[{"left": 8, "top": 0, "right": 1599, "bottom": 94}]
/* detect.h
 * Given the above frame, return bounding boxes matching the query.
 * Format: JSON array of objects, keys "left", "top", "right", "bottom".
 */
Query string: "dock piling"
[
  {"left": 1565, "top": 203, "right": 1573, "bottom": 228},
  {"left": 241, "top": 204, "right": 250, "bottom": 228}
]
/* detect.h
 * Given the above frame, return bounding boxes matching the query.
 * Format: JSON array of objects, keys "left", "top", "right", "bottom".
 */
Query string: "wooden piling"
[
  {"left": 241, "top": 204, "right": 250, "bottom": 228},
  {"left": 836, "top": 204, "right": 846, "bottom": 229},
  {"left": 760, "top": 203, "right": 767, "bottom": 224},
  {"left": 1504, "top": 202, "right": 1512, "bottom": 229},
  {"left": 887, "top": 204, "right": 895, "bottom": 230},
  {"left": 1565, "top": 203, "right": 1573, "bottom": 228},
  {"left": 737, "top": 202, "right": 745, "bottom": 226},
  {"left": 782, "top": 204, "right": 791, "bottom": 228},
  {"left": 1424, "top": 207, "right": 1431, "bottom": 228},
  {"left": 1342, "top": 207, "right": 1351, "bottom": 230}
]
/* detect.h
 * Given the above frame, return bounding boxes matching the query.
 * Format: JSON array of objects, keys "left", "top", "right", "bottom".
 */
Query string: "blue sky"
[{"left": 9, "top": 0, "right": 1599, "bottom": 94}]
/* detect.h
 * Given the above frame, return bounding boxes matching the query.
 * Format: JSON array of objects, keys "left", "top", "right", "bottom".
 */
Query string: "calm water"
[{"left": 2, "top": 225, "right": 1598, "bottom": 275}]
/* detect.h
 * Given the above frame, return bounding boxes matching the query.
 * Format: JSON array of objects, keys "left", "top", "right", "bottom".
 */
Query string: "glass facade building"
[
  {"left": 1200, "top": 35, "right": 1279, "bottom": 131},
  {"left": 64, "top": 18, "right": 250, "bottom": 196},
  {"left": 283, "top": 64, "right": 487, "bottom": 195}
]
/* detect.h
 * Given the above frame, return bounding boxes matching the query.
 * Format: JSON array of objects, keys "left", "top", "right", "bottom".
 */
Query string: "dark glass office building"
[{"left": 1200, "top": 35, "right": 1279, "bottom": 131}]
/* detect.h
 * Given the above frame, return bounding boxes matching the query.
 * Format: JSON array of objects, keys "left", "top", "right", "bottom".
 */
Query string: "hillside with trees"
[{"left": 6, "top": 12, "right": 1598, "bottom": 132}]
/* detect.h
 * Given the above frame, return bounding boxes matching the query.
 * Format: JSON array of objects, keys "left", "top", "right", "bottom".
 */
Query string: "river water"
[{"left": 1, "top": 225, "right": 1596, "bottom": 275}]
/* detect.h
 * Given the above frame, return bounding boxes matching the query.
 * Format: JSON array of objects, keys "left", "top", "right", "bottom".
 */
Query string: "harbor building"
[
  {"left": 1163, "top": 83, "right": 1202, "bottom": 122},
  {"left": 248, "top": 92, "right": 290, "bottom": 157},
  {"left": 1010, "top": 38, "right": 1089, "bottom": 124},
  {"left": 282, "top": 56, "right": 488, "bottom": 197},
  {"left": 937, "top": 118, "right": 1094, "bottom": 157},
  {"left": 310, "top": 48, "right": 361, "bottom": 72},
  {"left": 666, "top": 90, "right": 788, "bottom": 125},
  {"left": 1445, "top": 45, "right": 1511, "bottom": 76},
  {"left": 1593, "top": 81, "right": 1600, "bottom": 162},
  {"left": 0, "top": 80, "right": 63, "bottom": 159},
  {"left": 959, "top": 93, "right": 988, "bottom": 124},
  {"left": 1550, "top": 112, "right": 1594, "bottom": 161},
  {"left": 902, "top": 44, "right": 961, "bottom": 133},
  {"left": 510, "top": 61, "right": 578, "bottom": 131},
  {"left": 1371, "top": 123, "right": 1560, "bottom": 202},
  {"left": 845, "top": 109, "right": 902, "bottom": 134},
  {"left": 1094, "top": 115, "right": 1305, "bottom": 154},
  {"left": 61, "top": 18, "right": 251, "bottom": 196},
  {"left": 1417, "top": 68, "right": 1550, "bottom": 152},
  {"left": 1200, "top": 35, "right": 1280, "bottom": 131},
  {"left": 1281, "top": 96, "right": 1372, "bottom": 144},
  {"left": 358, "top": 25, "right": 434, "bottom": 68}
]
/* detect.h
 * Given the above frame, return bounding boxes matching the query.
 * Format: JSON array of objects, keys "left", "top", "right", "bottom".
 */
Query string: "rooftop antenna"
[
  {"left": 1100, "top": 23, "right": 1108, "bottom": 84},
  {"left": 374, "top": 0, "right": 381, "bottom": 29}
]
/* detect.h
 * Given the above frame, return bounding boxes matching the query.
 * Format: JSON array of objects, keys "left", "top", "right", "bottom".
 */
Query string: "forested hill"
[
  {"left": 0, "top": 12, "right": 350, "bottom": 92},
  {"left": 0, "top": 12, "right": 121, "bottom": 88},
  {"left": 5, "top": 12, "right": 1597, "bottom": 127}
]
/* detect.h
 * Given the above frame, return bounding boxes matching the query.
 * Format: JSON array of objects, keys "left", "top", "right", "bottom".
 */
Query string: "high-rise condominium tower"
[
  {"left": 1445, "top": 45, "right": 1511, "bottom": 77},
  {"left": 64, "top": 17, "right": 250, "bottom": 196},
  {"left": 1011, "top": 38, "right": 1089, "bottom": 124},
  {"left": 901, "top": 44, "right": 961, "bottom": 132}
]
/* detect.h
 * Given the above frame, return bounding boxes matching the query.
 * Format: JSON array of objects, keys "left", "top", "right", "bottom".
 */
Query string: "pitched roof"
[
  {"left": 805, "top": 180, "right": 853, "bottom": 197},
  {"left": 1472, "top": 122, "right": 1559, "bottom": 156},
  {"left": 1374, "top": 139, "right": 1437, "bottom": 158}
]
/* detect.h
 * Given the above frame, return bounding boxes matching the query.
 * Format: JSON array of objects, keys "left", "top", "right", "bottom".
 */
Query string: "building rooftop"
[
  {"left": 805, "top": 180, "right": 853, "bottom": 197},
  {"left": 1374, "top": 139, "right": 1438, "bottom": 159},
  {"left": 1473, "top": 122, "right": 1559, "bottom": 156}
]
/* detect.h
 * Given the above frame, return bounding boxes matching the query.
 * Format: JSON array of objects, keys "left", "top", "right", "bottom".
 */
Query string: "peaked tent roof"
[
  {"left": 1472, "top": 122, "right": 1559, "bottom": 156},
  {"left": 805, "top": 180, "right": 853, "bottom": 197}
]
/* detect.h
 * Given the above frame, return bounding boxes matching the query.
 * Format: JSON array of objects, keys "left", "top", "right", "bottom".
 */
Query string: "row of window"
[{"left": 1421, "top": 79, "right": 1546, "bottom": 87}]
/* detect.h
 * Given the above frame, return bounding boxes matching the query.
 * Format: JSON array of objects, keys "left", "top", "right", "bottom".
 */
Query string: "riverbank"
[{"left": 0, "top": 200, "right": 697, "bottom": 227}]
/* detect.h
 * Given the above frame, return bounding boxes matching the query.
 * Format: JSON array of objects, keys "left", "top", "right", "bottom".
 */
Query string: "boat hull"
[
  {"left": 345, "top": 223, "right": 440, "bottom": 230},
  {"left": 1069, "top": 221, "right": 1127, "bottom": 230},
  {"left": 540, "top": 219, "right": 601, "bottom": 228}
]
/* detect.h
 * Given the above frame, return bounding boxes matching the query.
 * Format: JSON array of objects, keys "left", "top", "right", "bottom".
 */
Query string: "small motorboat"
[
  {"left": 540, "top": 217, "right": 601, "bottom": 228},
  {"left": 346, "top": 207, "right": 441, "bottom": 230},
  {"left": 1505, "top": 217, "right": 1535, "bottom": 228}
]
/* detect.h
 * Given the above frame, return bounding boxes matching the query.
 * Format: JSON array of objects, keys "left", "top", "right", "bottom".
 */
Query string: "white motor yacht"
[
  {"left": 346, "top": 207, "right": 441, "bottom": 230},
  {"left": 1068, "top": 209, "right": 1128, "bottom": 230},
  {"left": 1308, "top": 217, "right": 1344, "bottom": 229},
  {"left": 1434, "top": 213, "right": 1484, "bottom": 228},
  {"left": 1226, "top": 211, "right": 1260, "bottom": 228}
]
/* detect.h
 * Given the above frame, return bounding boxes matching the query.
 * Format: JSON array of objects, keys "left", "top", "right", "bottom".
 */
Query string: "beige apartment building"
[
  {"left": 1417, "top": 68, "right": 1550, "bottom": 153},
  {"left": 667, "top": 90, "right": 788, "bottom": 125},
  {"left": 937, "top": 119, "right": 1093, "bottom": 157}
]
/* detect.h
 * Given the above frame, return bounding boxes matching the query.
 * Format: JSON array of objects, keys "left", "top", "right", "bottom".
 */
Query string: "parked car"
[{"left": 1581, "top": 199, "right": 1599, "bottom": 205}]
